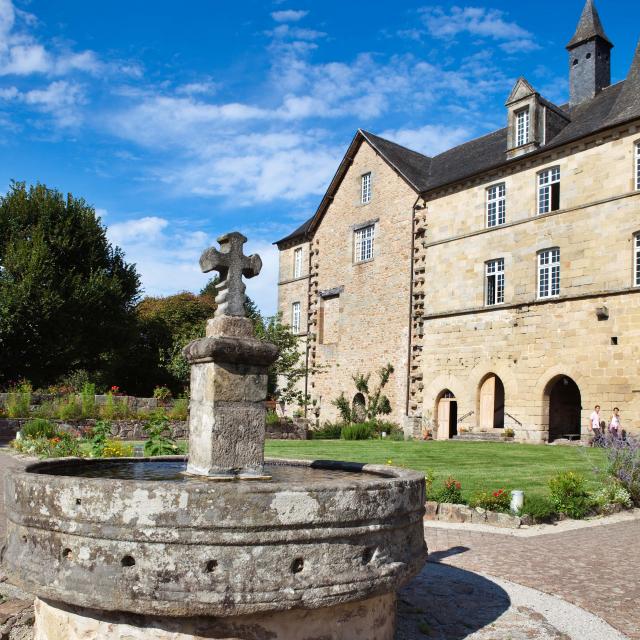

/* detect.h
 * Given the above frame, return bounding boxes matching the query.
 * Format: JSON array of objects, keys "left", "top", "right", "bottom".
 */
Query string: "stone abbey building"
[{"left": 276, "top": 1, "right": 640, "bottom": 442}]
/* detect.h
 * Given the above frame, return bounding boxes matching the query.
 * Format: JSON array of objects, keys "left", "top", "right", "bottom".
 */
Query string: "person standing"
[
  {"left": 590, "top": 405, "right": 602, "bottom": 445},
  {"left": 609, "top": 407, "right": 621, "bottom": 439}
]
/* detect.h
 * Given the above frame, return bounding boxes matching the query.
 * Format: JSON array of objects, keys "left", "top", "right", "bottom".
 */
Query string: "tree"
[
  {"left": 0, "top": 182, "right": 141, "bottom": 387},
  {"left": 332, "top": 364, "right": 394, "bottom": 423}
]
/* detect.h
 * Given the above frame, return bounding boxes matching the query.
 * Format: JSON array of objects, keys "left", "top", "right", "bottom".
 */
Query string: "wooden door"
[
  {"left": 479, "top": 376, "right": 496, "bottom": 430},
  {"left": 437, "top": 399, "right": 451, "bottom": 440}
]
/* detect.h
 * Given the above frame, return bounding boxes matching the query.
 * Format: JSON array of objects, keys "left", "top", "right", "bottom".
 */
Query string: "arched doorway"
[
  {"left": 546, "top": 376, "right": 581, "bottom": 442},
  {"left": 436, "top": 390, "right": 458, "bottom": 440},
  {"left": 479, "top": 374, "right": 505, "bottom": 430},
  {"left": 352, "top": 393, "right": 366, "bottom": 422}
]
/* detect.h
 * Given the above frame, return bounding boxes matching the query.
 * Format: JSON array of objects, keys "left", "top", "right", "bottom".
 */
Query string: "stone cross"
[{"left": 200, "top": 232, "right": 262, "bottom": 317}]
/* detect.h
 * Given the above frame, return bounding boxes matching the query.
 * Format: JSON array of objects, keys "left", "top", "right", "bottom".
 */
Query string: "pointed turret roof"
[
  {"left": 607, "top": 39, "right": 640, "bottom": 125},
  {"left": 567, "top": 0, "right": 613, "bottom": 49}
]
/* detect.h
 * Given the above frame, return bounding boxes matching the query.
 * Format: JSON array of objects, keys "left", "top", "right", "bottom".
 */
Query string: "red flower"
[{"left": 456, "top": 482, "right": 461, "bottom": 490}]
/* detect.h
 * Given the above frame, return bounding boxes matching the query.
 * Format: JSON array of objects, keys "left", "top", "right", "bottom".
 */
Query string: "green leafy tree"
[
  {"left": 332, "top": 364, "right": 394, "bottom": 423},
  {"left": 0, "top": 182, "right": 140, "bottom": 387}
]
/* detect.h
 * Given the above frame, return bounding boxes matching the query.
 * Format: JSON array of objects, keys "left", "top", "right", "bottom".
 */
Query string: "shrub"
[
  {"left": 21, "top": 418, "right": 58, "bottom": 439},
  {"left": 425, "top": 469, "right": 435, "bottom": 497},
  {"left": 432, "top": 477, "right": 464, "bottom": 504},
  {"left": 143, "top": 414, "right": 183, "bottom": 456},
  {"left": 310, "top": 422, "right": 343, "bottom": 440},
  {"left": 101, "top": 392, "right": 130, "bottom": 420},
  {"left": 341, "top": 422, "right": 374, "bottom": 441},
  {"left": 469, "top": 488, "right": 511, "bottom": 512},
  {"left": 90, "top": 420, "right": 112, "bottom": 458},
  {"left": 593, "top": 482, "right": 633, "bottom": 510},
  {"left": 153, "top": 386, "right": 172, "bottom": 402},
  {"left": 266, "top": 410, "right": 279, "bottom": 426},
  {"left": 549, "top": 471, "right": 594, "bottom": 519},
  {"left": 7, "top": 382, "right": 32, "bottom": 418},
  {"left": 520, "top": 495, "right": 557, "bottom": 523},
  {"left": 103, "top": 440, "right": 134, "bottom": 458},
  {"left": 13, "top": 432, "right": 81, "bottom": 458},
  {"left": 503, "top": 428, "right": 515, "bottom": 438},
  {"left": 33, "top": 401, "right": 56, "bottom": 419},
  {"left": 371, "top": 421, "right": 402, "bottom": 438},
  {"left": 56, "top": 396, "right": 82, "bottom": 420},
  {"left": 168, "top": 397, "right": 189, "bottom": 421},
  {"left": 601, "top": 435, "right": 640, "bottom": 505},
  {"left": 80, "top": 383, "right": 96, "bottom": 418}
]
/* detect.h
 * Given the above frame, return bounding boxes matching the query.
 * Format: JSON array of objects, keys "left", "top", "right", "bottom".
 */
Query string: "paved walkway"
[{"left": 424, "top": 518, "right": 640, "bottom": 639}]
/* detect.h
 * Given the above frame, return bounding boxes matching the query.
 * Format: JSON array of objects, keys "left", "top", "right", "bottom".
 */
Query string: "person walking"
[
  {"left": 590, "top": 405, "right": 602, "bottom": 446},
  {"left": 609, "top": 407, "right": 621, "bottom": 439}
]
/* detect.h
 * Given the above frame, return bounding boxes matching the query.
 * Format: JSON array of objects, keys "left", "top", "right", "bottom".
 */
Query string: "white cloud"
[
  {"left": 22, "top": 80, "right": 86, "bottom": 127},
  {"left": 108, "top": 216, "right": 169, "bottom": 245},
  {"left": 271, "top": 10, "right": 309, "bottom": 23},
  {"left": 379, "top": 124, "right": 473, "bottom": 156}
]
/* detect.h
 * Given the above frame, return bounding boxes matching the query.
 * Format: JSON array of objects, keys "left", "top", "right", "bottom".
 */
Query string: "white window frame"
[
  {"left": 635, "top": 233, "right": 640, "bottom": 288},
  {"left": 538, "top": 248, "right": 560, "bottom": 299},
  {"left": 361, "top": 172, "right": 372, "bottom": 204},
  {"left": 486, "top": 183, "right": 506, "bottom": 228},
  {"left": 538, "top": 167, "right": 561, "bottom": 215},
  {"left": 485, "top": 258, "right": 505, "bottom": 306},
  {"left": 516, "top": 109, "right": 530, "bottom": 147},
  {"left": 293, "top": 247, "right": 303, "bottom": 279},
  {"left": 291, "top": 302, "right": 301, "bottom": 334},
  {"left": 635, "top": 142, "right": 640, "bottom": 191},
  {"left": 354, "top": 224, "right": 375, "bottom": 263}
]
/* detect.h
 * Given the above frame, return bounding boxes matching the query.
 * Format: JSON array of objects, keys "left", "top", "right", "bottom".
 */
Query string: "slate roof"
[
  {"left": 567, "top": 0, "right": 613, "bottom": 49},
  {"left": 275, "top": 37, "right": 640, "bottom": 246}
]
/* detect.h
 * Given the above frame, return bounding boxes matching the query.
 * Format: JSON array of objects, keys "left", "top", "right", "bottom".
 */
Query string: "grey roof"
[
  {"left": 567, "top": 0, "right": 613, "bottom": 49},
  {"left": 275, "top": 38, "right": 640, "bottom": 246}
]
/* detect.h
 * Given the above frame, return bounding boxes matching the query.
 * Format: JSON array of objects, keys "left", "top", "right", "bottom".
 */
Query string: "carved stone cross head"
[{"left": 200, "top": 232, "right": 262, "bottom": 317}]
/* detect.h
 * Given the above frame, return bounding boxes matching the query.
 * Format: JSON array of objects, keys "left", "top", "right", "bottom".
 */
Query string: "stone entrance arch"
[
  {"left": 545, "top": 376, "right": 582, "bottom": 442},
  {"left": 478, "top": 374, "right": 505, "bottom": 430},
  {"left": 436, "top": 390, "right": 457, "bottom": 440}
]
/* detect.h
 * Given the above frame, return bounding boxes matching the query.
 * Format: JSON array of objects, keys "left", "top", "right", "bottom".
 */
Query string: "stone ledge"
[{"left": 425, "top": 501, "right": 525, "bottom": 529}]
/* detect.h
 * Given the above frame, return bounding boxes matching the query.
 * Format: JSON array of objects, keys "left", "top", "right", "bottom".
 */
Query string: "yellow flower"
[{"left": 386, "top": 459, "right": 393, "bottom": 465}]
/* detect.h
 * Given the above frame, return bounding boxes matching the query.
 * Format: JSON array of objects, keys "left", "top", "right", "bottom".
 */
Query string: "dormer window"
[
  {"left": 361, "top": 172, "right": 372, "bottom": 204},
  {"left": 516, "top": 109, "right": 530, "bottom": 147}
]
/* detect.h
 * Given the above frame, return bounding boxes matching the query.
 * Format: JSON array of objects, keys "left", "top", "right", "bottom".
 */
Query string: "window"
[
  {"left": 485, "top": 259, "right": 505, "bottom": 306},
  {"left": 538, "top": 249, "right": 560, "bottom": 298},
  {"left": 635, "top": 142, "right": 640, "bottom": 191},
  {"left": 293, "top": 247, "right": 303, "bottom": 279},
  {"left": 635, "top": 234, "right": 640, "bottom": 287},
  {"left": 538, "top": 167, "right": 561, "bottom": 214},
  {"left": 291, "top": 302, "right": 301, "bottom": 334},
  {"left": 361, "top": 172, "right": 372, "bottom": 204},
  {"left": 354, "top": 224, "right": 375, "bottom": 263},
  {"left": 486, "top": 183, "right": 506, "bottom": 227},
  {"left": 516, "top": 109, "right": 530, "bottom": 147}
]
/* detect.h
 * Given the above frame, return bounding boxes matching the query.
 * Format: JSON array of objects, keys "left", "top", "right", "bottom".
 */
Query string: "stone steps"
[{"left": 452, "top": 433, "right": 513, "bottom": 442}]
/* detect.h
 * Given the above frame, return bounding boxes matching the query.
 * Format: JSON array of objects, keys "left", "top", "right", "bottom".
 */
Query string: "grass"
[{"left": 264, "top": 440, "right": 606, "bottom": 499}]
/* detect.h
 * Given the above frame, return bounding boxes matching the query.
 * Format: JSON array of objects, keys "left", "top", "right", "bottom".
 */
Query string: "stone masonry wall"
[
  {"left": 291, "top": 141, "right": 417, "bottom": 425},
  {"left": 420, "top": 125, "right": 640, "bottom": 440}
]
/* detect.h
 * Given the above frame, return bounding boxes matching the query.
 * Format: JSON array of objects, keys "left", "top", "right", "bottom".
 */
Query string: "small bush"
[
  {"left": 33, "top": 401, "right": 56, "bottom": 419},
  {"left": 143, "top": 414, "right": 183, "bottom": 456},
  {"left": 549, "top": 471, "right": 594, "bottom": 519},
  {"left": 503, "top": 428, "right": 515, "bottom": 438},
  {"left": 7, "top": 382, "right": 32, "bottom": 418},
  {"left": 341, "top": 422, "right": 374, "bottom": 440},
  {"left": 310, "top": 422, "right": 343, "bottom": 440},
  {"left": 168, "top": 397, "right": 189, "bottom": 421},
  {"left": 56, "top": 396, "right": 82, "bottom": 420},
  {"left": 602, "top": 435, "right": 640, "bottom": 505},
  {"left": 103, "top": 440, "right": 134, "bottom": 458},
  {"left": 13, "top": 432, "right": 81, "bottom": 458},
  {"left": 469, "top": 488, "right": 511, "bottom": 512},
  {"left": 153, "top": 386, "right": 172, "bottom": 402},
  {"left": 90, "top": 420, "right": 112, "bottom": 458},
  {"left": 432, "top": 477, "right": 464, "bottom": 504},
  {"left": 593, "top": 482, "right": 633, "bottom": 510},
  {"left": 101, "top": 392, "right": 130, "bottom": 420},
  {"left": 520, "top": 495, "right": 557, "bottom": 523},
  {"left": 266, "top": 410, "right": 279, "bottom": 426},
  {"left": 80, "top": 383, "right": 96, "bottom": 418},
  {"left": 21, "top": 419, "right": 58, "bottom": 439}
]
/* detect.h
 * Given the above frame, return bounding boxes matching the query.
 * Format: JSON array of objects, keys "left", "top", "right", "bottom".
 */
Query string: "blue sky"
[{"left": 1, "top": 0, "right": 639, "bottom": 314}]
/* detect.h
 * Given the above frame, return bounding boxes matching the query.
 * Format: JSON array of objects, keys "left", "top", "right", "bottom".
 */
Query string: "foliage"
[
  {"left": 332, "top": 364, "right": 394, "bottom": 424},
  {"left": 12, "top": 432, "right": 81, "bottom": 458},
  {"left": 56, "top": 395, "right": 82, "bottom": 420},
  {"left": 167, "top": 397, "right": 189, "bottom": 421},
  {"left": 520, "top": 495, "right": 557, "bottom": 523},
  {"left": 100, "top": 392, "right": 130, "bottom": 420},
  {"left": 503, "top": 428, "right": 515, "bottom": 438},
  {"left": 80, "top": 383, "right": 96, "bottom": 418},
  {"left": 103, "top": 440, "right": 134, "bottom": 458},
  {"left": 21, "top": 418, "right": 57, "bottom": 439},
  {"left": 431, "top": 477, "right": 464, "bottom": 504},
  {"left": 143, "top": 413, "right": 183, "bottom": 456},
  {"left": 90, "top": 420, "right": 112, "bottom": 458},
  {"left": 601, "top": 434, "right": 640, "bottom": 505},
  {"left": 0, "top": 182, "right": 140, "bottom": 388},
  {"left": 468, "top": 488, "right": 511, "bottom": 512},
  {"left": 424, "top": 469, "right": 435, "bottom": 497},
  {"left": 548, "top": 471, "right": 594, "bottom": 519},
  {"left": 153, "top": 386, "right": 172, "bottom": 402},
  {"left": 59, "top": 369, "right": 92, "bottom": 393},
  {"left": 593, "top": 482, "right": 633, "bottom": 509},
  {"left": 341, "top": 422, "right": 374, "bottom": 441},
  {"left": 266, "top": 410, "right": 279, "bottom": 426},
  {"left": 6, "top": 382, "right": 32, "bottom": 418},
  {"left": 310, "top": 422, "right": 343, "bottom": 440}
]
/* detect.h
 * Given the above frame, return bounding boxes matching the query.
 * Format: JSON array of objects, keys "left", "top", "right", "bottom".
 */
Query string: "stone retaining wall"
[
  {"left": 265, "top": 419, "right": 310, "bottom": 440},
  {"left": 0, "top": 393, "right": 163, "bottom": 412},
  {"left": 424, "top": 501, "right": 526, "bottom": 529}
]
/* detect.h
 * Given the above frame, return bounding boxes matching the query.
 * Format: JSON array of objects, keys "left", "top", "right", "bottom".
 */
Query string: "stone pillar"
[{"left": 183, "top": 316, "right": 278, "bottom": 478}]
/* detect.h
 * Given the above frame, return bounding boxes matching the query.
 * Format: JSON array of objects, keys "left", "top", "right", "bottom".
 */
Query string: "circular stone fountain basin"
[{"left": 4, "top": 457, "right": 427, "bottom": 619}]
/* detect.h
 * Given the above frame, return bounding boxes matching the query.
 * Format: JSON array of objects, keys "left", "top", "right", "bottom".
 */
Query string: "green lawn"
[{"left": 265, "top": 440, "right": 606, "bottom": 499}]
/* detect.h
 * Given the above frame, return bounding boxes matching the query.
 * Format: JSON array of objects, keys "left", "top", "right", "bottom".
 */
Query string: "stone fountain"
[{"left": 3, "top": 232, "right": 427, "bottom": 640}]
